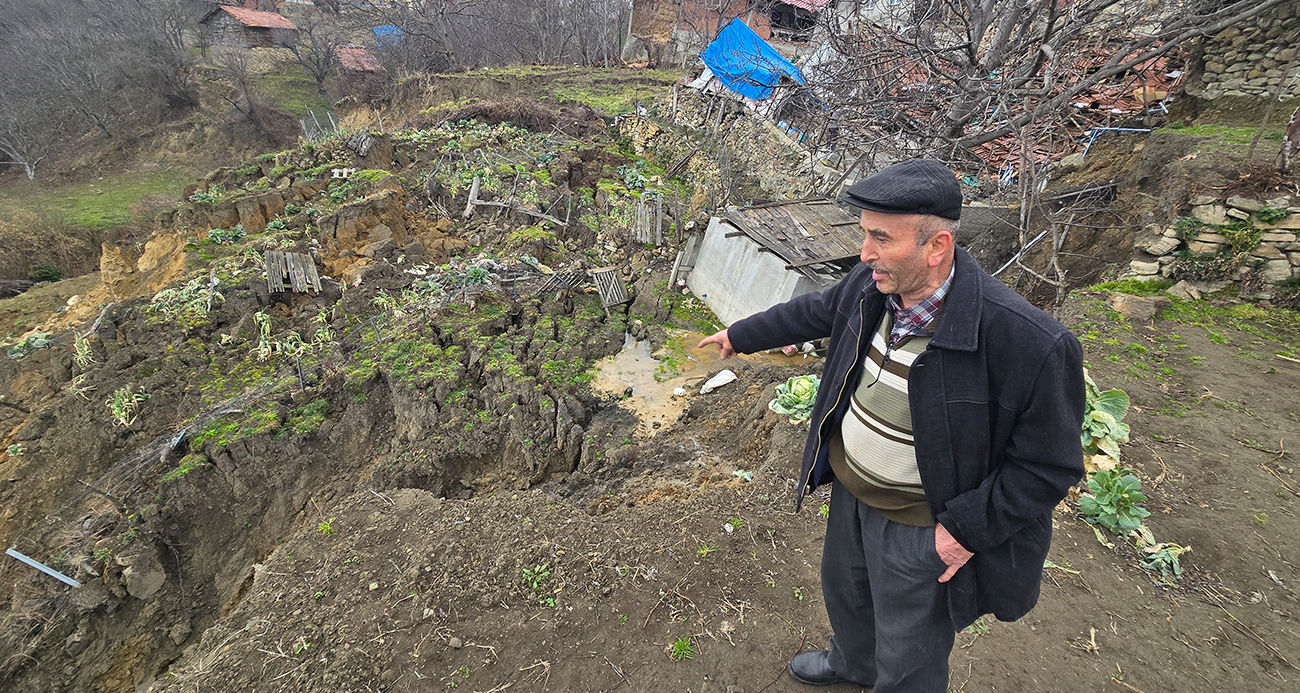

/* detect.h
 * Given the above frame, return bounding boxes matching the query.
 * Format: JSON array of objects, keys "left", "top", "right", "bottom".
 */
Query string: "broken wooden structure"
[
  {"left": 588, "top": 267, "right": 630, "bottom": 315},
  {"left": 265, "top": 251, "right": 322, "bottom": 294},
  {"left": 685, "top": 199, "right": 861, "bottom": 325}
]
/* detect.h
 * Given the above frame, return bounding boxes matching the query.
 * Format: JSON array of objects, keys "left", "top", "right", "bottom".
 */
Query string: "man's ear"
[{"left": 926, "top": 229, "right": 954, "bottom": 267}]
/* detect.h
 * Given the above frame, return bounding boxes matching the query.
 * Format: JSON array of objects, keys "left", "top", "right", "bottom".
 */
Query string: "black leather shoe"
[{"left": 788, "top": 649, "right": 868, "bottom": 687}]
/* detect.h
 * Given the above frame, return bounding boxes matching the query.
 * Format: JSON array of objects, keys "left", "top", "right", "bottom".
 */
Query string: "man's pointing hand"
[{"left": 698, "top": 329, "right": 735, "bottom": 359}]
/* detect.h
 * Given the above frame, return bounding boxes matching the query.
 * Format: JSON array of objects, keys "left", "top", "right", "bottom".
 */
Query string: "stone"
[
  {"left": 1226, "top": 207, "right": 1251, "bottom": 220},
  {"left": 449, "top": 637, "right": 464, "bottom": 649},
  {"left": 1166, "top": 280, "right": 1201, "bottom": 301},
  {"left": 1260, "top": 231, "right": 1297, "bottom": 243},
  {"left": 1158, "top": 254, "right": 1177, "bottom": 265},
  {"left": 1145, "top": 236, "right": 1181, "bottom": 256},
  {"left": 1190, "top": 280, "right": 1230, "bottom": 294},
  {"left": 1188, "top": 240, "right": 1222, "bottom": 254},
  {"left": 1226, "top": 196, "right": 1264, "bottom": 213},
  {"left": 1129, "top": 259, "right": 1160, "bottom": 275},
  {"left": 1195, "top": 232, "right": 1228, "bottom": 244},
  {"left": 1192, "top": 205, "right": 1227, "bottom": 225},
  {"left": 1190, "top": 194, "right": 1218, "bottom": 206},
  {"left": 1107, "top": 293, "right": 1170, "bottom": 321},
  {"left": 1251, "top": 244, "right": 1286, "bottom": 260},
  {"left": 121, "top": 548, "right": 167, "bottom": 600},
  {"left": 1287, "top": 243, "right": 1300, "bottom": 252},
  {"left": 1262, "top": 259, "right": 1293, "bottom": 283},
  {"left": 1267, "top": 215, "right": 1300, "bottom": 230}
]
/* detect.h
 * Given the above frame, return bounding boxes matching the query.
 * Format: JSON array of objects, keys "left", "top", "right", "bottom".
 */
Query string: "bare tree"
[
  {"left": 0, "top": 88, "right": 63, "bottom": 180},
  {"left": 806, "top": 0, "right": 1289, "bottom": 158},
  {"left": 292, "top": 13, "right": 344, "bottom": 95}
]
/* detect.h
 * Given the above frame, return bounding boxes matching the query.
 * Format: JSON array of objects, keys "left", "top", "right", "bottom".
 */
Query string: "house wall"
[
  {"left": 204, "top": 15, "right": 251, "bottom": 48},
  {"left": 202, "top": 15, "right": 297, "bottom": 49},
  {"left": 686, "top": 216, "right": 830, "bottom": 326}
]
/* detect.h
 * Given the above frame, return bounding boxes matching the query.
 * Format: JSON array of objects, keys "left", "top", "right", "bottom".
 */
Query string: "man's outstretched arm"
[{"left": 698, "top": 264, "right": 868, "bottom": 358}]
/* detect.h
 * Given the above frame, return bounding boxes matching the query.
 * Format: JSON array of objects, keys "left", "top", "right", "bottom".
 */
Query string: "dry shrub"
[
  {"left": 1225, "top": 159, "right": 1295, "bottom": 199},
  {"left": 128, "top": 193, "right": 177, "bottom": 228},
  {"left": 0, "top": 210, "right": 100, "bottom": 281}
]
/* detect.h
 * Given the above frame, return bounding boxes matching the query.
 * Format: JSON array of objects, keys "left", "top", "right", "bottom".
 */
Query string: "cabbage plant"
[
  {"left": 1081, "top": 371, "right": 1130, "bottom": 460},
  {"left": 769, "top": 375, "right": 820, "bottom": 424}
]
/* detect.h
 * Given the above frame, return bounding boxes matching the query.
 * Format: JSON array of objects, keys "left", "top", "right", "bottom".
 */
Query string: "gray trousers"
[{"left": 823, "top": 480, "right": 956, "bottom": 692}]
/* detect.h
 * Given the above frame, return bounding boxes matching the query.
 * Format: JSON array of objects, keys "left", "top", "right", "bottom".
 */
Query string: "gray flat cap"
[{"left": 841, "top": 159, "right": 962, "bottom": 220}]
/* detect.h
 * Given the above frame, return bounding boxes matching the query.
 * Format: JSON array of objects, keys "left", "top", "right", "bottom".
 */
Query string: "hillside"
[{"left": 1, "top": 65, "right": 1299, "bottom": 693}]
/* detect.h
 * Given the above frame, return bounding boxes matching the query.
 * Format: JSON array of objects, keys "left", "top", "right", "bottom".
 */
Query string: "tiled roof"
[{"left": 211, "top": 6, "right": 298, "bottom": 30}]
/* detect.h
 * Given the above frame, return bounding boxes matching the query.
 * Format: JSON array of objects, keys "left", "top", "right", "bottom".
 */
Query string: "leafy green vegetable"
[
  {"left": 1081, "top": 371, "right": 1130, "bottom": 459},
  {"left": 768, "top": 375, "right": 820, "bottom": 424},
  {"left": 1078, "top": 467, "right": 1151, "bottom": 534}
]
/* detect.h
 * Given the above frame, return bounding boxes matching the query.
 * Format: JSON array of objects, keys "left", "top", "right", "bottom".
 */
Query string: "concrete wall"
[{"left": 686, "top": 216, "right": 829, "bottom": 326}]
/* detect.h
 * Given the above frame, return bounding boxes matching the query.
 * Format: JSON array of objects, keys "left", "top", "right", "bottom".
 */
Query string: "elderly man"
[{"left": 699, "top": 159, "right": 1085, "bottom": 692}]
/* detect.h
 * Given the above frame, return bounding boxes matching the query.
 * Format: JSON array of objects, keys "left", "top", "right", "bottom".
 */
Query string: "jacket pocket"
[{"left": 973, "top": 514, "right": 1051, "bottom": 622}]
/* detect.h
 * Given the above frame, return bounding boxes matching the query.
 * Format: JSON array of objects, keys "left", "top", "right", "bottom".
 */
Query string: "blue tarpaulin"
[{"left": 701, "top": 20, "right": 804, "bottom": 101}]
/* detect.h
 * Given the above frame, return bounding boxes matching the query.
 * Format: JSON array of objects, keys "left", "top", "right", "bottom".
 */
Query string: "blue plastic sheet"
[{"left": 701, "top": 20, "right": 804, "bottom": 101}]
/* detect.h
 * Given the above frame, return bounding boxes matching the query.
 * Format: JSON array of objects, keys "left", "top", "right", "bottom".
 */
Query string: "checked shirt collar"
[{"left": 885, "top": 263, "right": 955, "bottom": 347}]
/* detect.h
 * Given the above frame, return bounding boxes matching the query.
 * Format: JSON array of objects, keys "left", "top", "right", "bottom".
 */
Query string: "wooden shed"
[{"left": 200, "top": 6, "right": 299, "bottom": 49}]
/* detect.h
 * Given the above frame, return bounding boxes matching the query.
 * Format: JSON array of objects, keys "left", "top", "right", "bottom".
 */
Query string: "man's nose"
[{"left": 860, "top": 236, "right": 876, "bottom": 264}]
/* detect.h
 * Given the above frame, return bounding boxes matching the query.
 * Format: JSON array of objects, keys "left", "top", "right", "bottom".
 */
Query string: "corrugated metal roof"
[
  {"left": 211, "top": 6, "right": 298, "bottom": 30},
  {"left": 335, "top": 44, "right": 384, "bottom": 73}
]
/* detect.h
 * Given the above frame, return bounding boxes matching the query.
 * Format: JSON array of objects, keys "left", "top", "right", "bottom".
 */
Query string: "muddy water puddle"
[{"left": 591, "top": 329, "right": 815, "bottom": 434}]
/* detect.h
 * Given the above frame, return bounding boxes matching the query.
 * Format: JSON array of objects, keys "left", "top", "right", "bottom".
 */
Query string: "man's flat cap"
[{"left": 841, "top": 159, "right": 962, "bottom": 220}]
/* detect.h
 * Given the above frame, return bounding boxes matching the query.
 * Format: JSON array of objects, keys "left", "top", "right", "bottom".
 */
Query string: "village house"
[
  {"left": 628, "top": 0, "right": 832, "bottom": 64},
  {"left": 199, "top": 5, "right": 299, "bottom": 49},
  {"left": 333, "top": 44, "right": 386, "bottom": 96}
]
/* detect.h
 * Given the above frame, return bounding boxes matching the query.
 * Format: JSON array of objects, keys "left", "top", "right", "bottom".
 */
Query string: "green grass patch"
[
  {"left": 1088, "top": 279, "right": 1174, "bottom": 296},
  {"left": 1159, "top": 123, "right": 1284, "bottom": 144},
  {"left": 192, "top": 407, "right": 281, "bottom": 449},
  {"left": 0, "top": 170, "right": 189, "bottom": 231},
  {"left": 282, "top": 398, "right": 329, "bottom": 436},
  {"left": 253, "top": 66, "right": 331, "bottom": 118},
  {"left": 161, "top": 453, "right": 209, "bottom": 482}
]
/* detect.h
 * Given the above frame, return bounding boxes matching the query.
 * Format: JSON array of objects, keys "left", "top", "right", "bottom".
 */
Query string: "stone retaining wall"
[
  {"left": 1187, "top": 2, "right": 1300, "bottom": 101},
  {"left": 1126, "top": 193, "right": 1300, "bottom": 296}
]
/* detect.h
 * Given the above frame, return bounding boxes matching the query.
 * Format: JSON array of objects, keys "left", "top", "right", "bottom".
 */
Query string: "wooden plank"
[
  {"left": 265, "top": 251, "right": 285, "bottom": 292},
  {"left": 305, "top": 257, "right": 321, "bottom": 292},
  {"left": 785, "top": 253, "right": 861, "bottom": 271},
  {"left": 288, "top": 254, "right": 305, "bottom": 292}
]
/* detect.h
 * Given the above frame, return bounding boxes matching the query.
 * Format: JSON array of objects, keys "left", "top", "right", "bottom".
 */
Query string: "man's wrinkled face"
[{"left": 858, "top": 210, "right": 930, "bottom": 297}]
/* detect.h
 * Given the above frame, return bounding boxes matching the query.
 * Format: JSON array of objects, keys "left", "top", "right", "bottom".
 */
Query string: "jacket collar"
[{"left": 927, "top": 246, "right": 982, "bottom": 352}]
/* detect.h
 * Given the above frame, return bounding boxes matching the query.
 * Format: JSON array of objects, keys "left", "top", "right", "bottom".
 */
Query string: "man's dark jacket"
[{"left": 727, "top": 247, "right": 1085, "bottom": 631}]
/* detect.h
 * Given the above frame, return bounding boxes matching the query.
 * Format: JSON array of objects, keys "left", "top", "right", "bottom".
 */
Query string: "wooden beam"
[{"left": 785, "top": 253, "right": 860, "bottom": 271}]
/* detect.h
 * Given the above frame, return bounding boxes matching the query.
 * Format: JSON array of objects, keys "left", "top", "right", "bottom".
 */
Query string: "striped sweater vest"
[{"left": 828, "top": 311, "right": 934, "bottom": 526}]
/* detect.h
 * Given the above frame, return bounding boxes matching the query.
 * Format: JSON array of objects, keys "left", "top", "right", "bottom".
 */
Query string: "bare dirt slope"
[{"left": 119, "top": 295, "right": 1300, "bottom": 693}]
